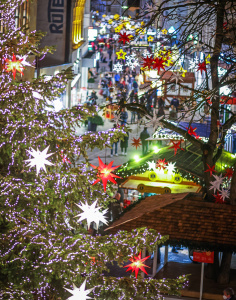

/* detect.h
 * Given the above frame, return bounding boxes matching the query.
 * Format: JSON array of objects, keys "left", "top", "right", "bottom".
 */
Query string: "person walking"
[
  {"left": 171, "top": 96, "right": 179, "bottom": 112},
  {"left": 96, "top": 60, "right": 100, "bottom": 74},
  {"left": 120, "top": 131, "right": 129, "bottom": 155},
  {"left": 157, "top": 97, "right": 165, "bottom": 117},
  {"left": 133, "top": 79, "right": 138, "bottom": 94},
  {"left": 110, "top": 124, "right": 119, "bottom": 157},
  {"left": 120, "top": 108, "right": 128, "bottom": 126},
  {"left": 140, "top": 127, "right": 150, "bottom": 156},
  {"left": 108, "top": 60, "right": 113, "bottom": 72}
]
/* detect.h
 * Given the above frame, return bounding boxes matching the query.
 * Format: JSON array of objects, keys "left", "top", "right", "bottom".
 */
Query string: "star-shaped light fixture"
[
  {"left": 147, "top": 160, "right": 156, "bottom": 171},
  {"left": 4, "top": 53, "right": 24, "bottom": 79},
  {"left": 170, "top": 70, "right": 184, "bottom": 84},
  {"left": 25, "top": 146, "right": 54, "bottom": 176},
  {"left": 124, "top": 251, "right": 150, "bottom": 278},
  {"left": 224, "top": 167, "right": 234, "bottom": 180},
  {"left": 197, "top": 61, "right": 207, "bottom": 75},
  {"left": 204, "top": 164, "right": 216, "bottom": 177},
  {"left": 65, "top": 280, "right": 94, "bottom": 300},
  {"left": 146, "top": 112, "right": 164, "bottom": 131},
  {"left": 166, "top": 162, "right": 176, "bottom": 174},
  {"left": 168, "top": 140, "right": 184, "bottom": 155},
  {"left": 116, "top": 49, "right": 127, "bottom": 60},
  {"left": 75, "top": 200, "right": 108, "bottom": 230},
  {"left": 91, "top": 157, "right": 121, "bottom": 191},
  {"left": 131, "top": 137, "right": 142, "bottom": 149},
  {"left": 156, "top": 158, "right": 167, "bottom": 170},
  {"left": 209, "top": 174, "right": 224, "bottom": 193}
]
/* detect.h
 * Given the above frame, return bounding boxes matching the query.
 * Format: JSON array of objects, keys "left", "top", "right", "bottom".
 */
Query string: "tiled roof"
[{"left": 106, "top": 193, "right": 236, "bottom": 251}]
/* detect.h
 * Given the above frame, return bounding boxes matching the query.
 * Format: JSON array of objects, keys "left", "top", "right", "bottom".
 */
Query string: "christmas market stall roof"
[
  {"left": 106, "top": 193, "right": 236, "bottom": 251},
  {"left": 116, "top": 141, "right": 235, "bottom": 183}
]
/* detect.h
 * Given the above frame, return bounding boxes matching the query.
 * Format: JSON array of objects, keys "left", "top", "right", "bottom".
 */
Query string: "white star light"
[
  {"left": 219, "top": 188, "right": 230, "bottom": 201},
  {"left": 75, "top": 200, "right": 108, "bottom": 230},
  {"left": 17, "top": 55, "right": 33, "bottom": 68},
  {"left": 65, "top": 280, "right": 94, "bottom": 300},
  {"left": 146, "top": 112, "right": 164, "bottom": 131},
  {"left": 170, "top": 71, "right": 184, "bottom": 84},
  {"left": 25, "top": 146, "right": 54, "bottom": 176},
  {"left": 190, "top": 41, "right": 203, "bottom": 55},
  {"left": 113, "top": 62, "right": 123, "bottom": 73},
  {"left": 147, "top": 160, "right": 156, "bottom": 170},
  {"left": 209, "top": 174, "right": 224, "bottom": 193},
  {"left": 166, "top": 162, "right": 176, "bottom": 174}
]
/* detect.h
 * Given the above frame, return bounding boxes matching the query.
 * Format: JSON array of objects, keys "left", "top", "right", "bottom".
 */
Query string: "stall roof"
[{"left": 106, "top": 193, "right": 236, "bottom": 251}]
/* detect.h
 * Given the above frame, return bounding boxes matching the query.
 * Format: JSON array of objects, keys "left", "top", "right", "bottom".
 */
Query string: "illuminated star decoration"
[
  {"left": 170, "top": 70, "right": 184, "bottom": 84},
  {"left": 65, "top": 280, "right": 94, "bottom": 300},
  {"left": 131, "top": 137, "right": 142, "bottom": 149},
  {"left": 186, "top": 126, "right": 199, "bottom": 139},
  {"left": 153, "top": 57, "right": 166, "bottom": 74},
  {"left": 116, "top": 49, "right": 127, "bottom": 60},
  {"left": 146, "top": 112, "right": 164, "bottom": 131},
  {"left": 147, "top": 160, "right": 156, "bottom": 170},
  {"left": 141, "top": 56, "right": 154, "bottom": 69},
  {"left": 118, "top": 32, "right": 131, "bottom": 44},
  {"left": 25, "top": 146, "right": 54, "bottom": 176},
  {"left": 148, "top": 36, "right": 154, "bottom": 42},
  {"left": 178, "top": 66, "right": 187, "bottom": 77},
  {"left": 124, "top": 251, "right": 150, "bottom": 278},
  {"left": 197, "top": 61, "right": 207, "bottom": 75},
  {"left": 204, "top": 164, "right": 216, "bottom": 177},
  {"left": 113, "top": 62, "right": 123, "bottom": 72},
  {"left": 219, "top": 188, "right": 230, "bottom": 201},
  {"left": 156, "top": 158, "right": 167, "bottom": 170},
  {"left": 161, "top": 28, "right": 168, "bottom": 34},
  {"left": 75, "top": 200, "right": 108, "bottom": 230},
  {"left": 91, "top": 156, "right": 121, "bottom": 191},
  {"left": 190, "top": 41, "right": 203, "bottom": 55},
  {"left": 60, "top": 150, "right": 71, "bottom": 164},
  {"left": 224, "top": 167, "right": 234, "bottom": 180},
  {"left": 4, "top": 53, "right": 24, "bottom": 79},
  {"left": 209, "top": 174, "right": 224, "bottom": 193},
  {"left": 166, "top": 162, "right": 176, "bottom": 174},
  {"left": 169, "top": 140, "right": 184, "bottom": 156},
  {"left": 213, "top": 191, "right": 224, "bottom": 204}
]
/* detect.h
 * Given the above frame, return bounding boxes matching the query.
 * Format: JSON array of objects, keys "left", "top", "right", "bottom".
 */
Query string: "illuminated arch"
[{"left": 72, "top": 0, "right": 86, "bottom": 49}]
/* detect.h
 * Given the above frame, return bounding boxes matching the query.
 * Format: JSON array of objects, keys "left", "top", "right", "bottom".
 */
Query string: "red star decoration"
[
  {"left": 224, "top": 167, "right": 234, "bottom": 180},
  {"left": 123, "top": 251, "right": 150, "bottom": 278},
  {"left": 213, "top": 191, "right": 224, "bottom": 204},
  {"left": 204, "top": 164, "right": 216, "bottom": 177},
  {"left": 197, "top": 61, "right": 206, "bottom": 75},
  {"left": 156, "top": 158, "right": 167, "bottom": 170},
  {"left": 60, "top": 150, "right": 71, "bottom": 164},
  {"left": 131, "top": 137, "right": 142, "bottom": 149},
  {"left": 91, "top": 156, "right": 121, "bottom": 191},
  {"left": 118, "top": 32, "right": 131, "bottom": 45},
  {"left": 141, "top": 56, "right": 154, "bottom": 69},
  {"left": 169, "top": 140, "right": 184, "bottom": 156},
  {"left": 152, "top": 57, "right": 166, "bottom": 74},
  {"left": 186, "top": 126, "right": 200, "bottom": 139},
  {"left": 4, "top": 53, "right": 24, "bottom": 79}
]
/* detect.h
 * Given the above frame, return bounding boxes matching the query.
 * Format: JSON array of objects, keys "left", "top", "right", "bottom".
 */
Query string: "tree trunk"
[
  {"left": 217, "top": 252, "right": 232, "bottom": 284},
  {"left": 205, "top": 251, "right": 219, "bottom": 280}
]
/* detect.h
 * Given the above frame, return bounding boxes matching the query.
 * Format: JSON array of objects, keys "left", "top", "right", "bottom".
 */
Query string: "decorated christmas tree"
[{"left": 0, "top": 1, "right": 187, "bottom": 299}]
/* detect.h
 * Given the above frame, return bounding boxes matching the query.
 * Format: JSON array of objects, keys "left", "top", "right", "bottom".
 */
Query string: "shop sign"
[
  {"left": 37, "top": 0, "right": 67, "bottom": 67},
  {"left": 193, "top": 251, "right": 214, "bottom": 263}
]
